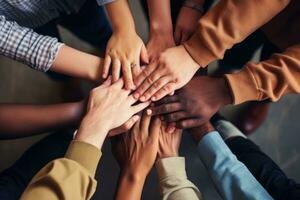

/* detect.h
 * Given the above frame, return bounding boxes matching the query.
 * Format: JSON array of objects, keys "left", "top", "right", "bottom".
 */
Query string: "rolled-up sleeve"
[{"left": 0, "top": 15, "right": 63, "bottom": 72}]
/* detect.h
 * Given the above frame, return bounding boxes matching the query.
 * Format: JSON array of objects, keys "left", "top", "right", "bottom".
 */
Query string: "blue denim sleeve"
[
  {"left": 197, "top": 131, "right": 273, "bottom": 200},
  {"left": 96, "top": 0, "right": 115, "bottom": 6}
]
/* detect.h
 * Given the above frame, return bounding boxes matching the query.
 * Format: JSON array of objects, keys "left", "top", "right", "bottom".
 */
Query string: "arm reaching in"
[
  {"left": 146, "top": 0, "right": 175, "bottom": 62},
  {"left": 103, "top": 0, "right": 148, "bottom": 89},
  {"left": 112, "top": 112, "right": 160, "bottom": 200},
  {"left": 156, "top": 124, "right": 202, "bottom": 200},
  {"left": 0, "top": 16, "right": 105, "bottom": 83},
  {"left": 20, "top": 78, "right": 150, "bottom": 200}
]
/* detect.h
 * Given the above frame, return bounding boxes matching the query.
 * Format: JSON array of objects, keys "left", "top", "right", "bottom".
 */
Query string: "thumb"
[{"left": 140, "top": 44, "right": 149, "bottom": 65}]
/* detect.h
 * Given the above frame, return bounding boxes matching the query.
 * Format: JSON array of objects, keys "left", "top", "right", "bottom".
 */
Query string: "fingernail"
[
  {"left": 134, "top": 93, "right": 140, "bottom": 99},
  {"left": 140, "top": 96, "right": 146, "bottom": 101},
  {"left": 151, "top": 96, "right": 156, "bottom": 101},
  {"left": 102, "top": 74, "right": 107, "bottom": 78},
  {"left": 132, "top": 84, "right": 136, "bottom": 90},
  {"left": 160, "top": 116, "right": 164, "bottom": 121},
  {"left": 146, "top": 109, "right": 152, "bottom": 115}
]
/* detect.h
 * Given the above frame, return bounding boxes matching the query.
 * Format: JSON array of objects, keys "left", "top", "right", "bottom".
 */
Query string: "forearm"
[
  {"left": 0, "top": 102, "right": 84, "bottom": 139},
  {"left": 147, "top": 0, "right": 173, "bottom": 35},
  {"left": 225, "top": 43, "right": 300, "bottom": 104},
  {"left": 51, "top": 45, "right": 104, "bottom": 83},
  {"left": 184, "top": 0, "right": 290, "bottom": 67},
  {"left": 105, "top": 0, "right": 136, "bottom": 33},
  {"left": 115, "top": 170, "right": 146, "bottom": 200}
]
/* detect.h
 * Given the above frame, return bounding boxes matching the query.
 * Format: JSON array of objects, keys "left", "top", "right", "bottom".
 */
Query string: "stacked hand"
[
  {"left": 75, "top": 78, "right": 150, "bottom": 149},
  {"left": 103, "top": 30, "right": 148, "bottom": 90},
  {"left": 149, "top": 76, "right": 232, "bottom": 129}
]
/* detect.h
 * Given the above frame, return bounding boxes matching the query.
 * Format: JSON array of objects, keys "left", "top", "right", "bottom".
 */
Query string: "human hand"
[
  {"left": 149, "top": 76, "right": 232, "bottom": 129},
  {"left": 75, "top": 78, "right": 150, "bottom": 149},
  {"left": 147, "top": 30, "right": 175, "bottom": 62},
  {"left": 174, "top": 6, "right": 203, "bottom": 45},
  {"left": 158, "top": 123, "right": 182, "bottom": 159},
  {"left": 112, "top": 112, "right": 160, "bottom": 177},
  {"left": 102, "top": 31, "right": 149, "bottom": 90},
  {"left": 134, "top": 45, "right": 200, "bottom": 102},
  {"left": 190, "top": 122, "right": 215, "bottom": 143}
]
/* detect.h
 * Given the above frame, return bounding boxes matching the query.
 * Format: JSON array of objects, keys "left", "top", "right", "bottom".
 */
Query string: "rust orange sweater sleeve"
[
  {"left": 183, "top": 0, "right": 290, "bottom": 67},
  {"left": 225, "top": 43, "right": 300, "bottom": 104}
]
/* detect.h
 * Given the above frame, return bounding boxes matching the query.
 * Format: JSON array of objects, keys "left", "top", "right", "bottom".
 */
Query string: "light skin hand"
[
  {"left": 158, "top": 123, "right": 182, "bottom": 159},
  {"left": 112, "top": 112, "right": 160, "bottom": 200},
  {"left": 149, "top": 76, "right": 232, "bottom": 129},
  {"left": 103, "top": 0, "right": 149, "bottom": 90},
  {"left": 174, "top": 6, "right": 203, "bottom": 45},
  {"left": 75, "top": 78, "right": 150, "bottom": 149},
  {"left": 134, "top": 45, "right": 200, "bottom": 102}
]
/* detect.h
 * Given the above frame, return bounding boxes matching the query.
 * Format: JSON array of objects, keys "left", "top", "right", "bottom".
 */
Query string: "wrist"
[
  {"left": 215, "top": 77, "right": 233, "bottom": 106},
  {"left": 158, "top": 150, "right": 178, "bottom": 159},
  {"left": 120, "top": 168, "right": 147, "bottom": 184},
  {"left": 150, "top": 22, "right": 173, "bottom": 37},
  {"left": 191, "top": 122, "right": 215, "bottom": 143},
  {"left": 75, "top": 114, "right": 110, "bottom": 149}
]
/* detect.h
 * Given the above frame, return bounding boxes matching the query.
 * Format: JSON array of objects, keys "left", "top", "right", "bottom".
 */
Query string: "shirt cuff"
[
  {"left": 224, "top": 66, "right": 259, "bottom": 104},
  {"left": 96, "top": 0, "right": 115, "bottom": 6},
  {"left": 65, "top": 140, "right": 102, "bottom": 176},
  {"left": 156, "top": 157, "right": 187, "bottom": 181},
  {"left": 183, "top": 31, "right": 218, "bottom": 68}
]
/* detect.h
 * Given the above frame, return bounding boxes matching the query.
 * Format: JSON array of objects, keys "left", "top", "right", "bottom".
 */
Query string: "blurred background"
[{"left": 0, "top": 0, "right": 299, "bottom": 199}]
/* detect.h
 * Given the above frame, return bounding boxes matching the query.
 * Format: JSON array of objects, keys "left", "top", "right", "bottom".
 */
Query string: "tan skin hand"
[
  {"left": 134, "top": 45, "right": 200, "bottom": 102},
  {"left": 158, "top": 123, "right": 182, "bottom": 159},
  {"left": 174, "top": 6, "right": 203, "bottom": 45},
  {"left": 113, "top": 113, "right": 160, "bottom": 200},
  {"left": 103, "top": 31, "right": 148, "bottom": 90},
  {"left": 112, "top": 112, "right": 160, "bottom": 176},
  {"left": 75, "top": 78, "right": 150, "bottom": 149},
  {"left": 147, "top": 30, "right": 175, "bottom": 62}
]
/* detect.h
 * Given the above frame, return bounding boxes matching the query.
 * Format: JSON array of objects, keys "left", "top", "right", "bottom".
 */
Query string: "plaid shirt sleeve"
[{"left": 0, "top": 15, "right": 64, "bottom": 72}]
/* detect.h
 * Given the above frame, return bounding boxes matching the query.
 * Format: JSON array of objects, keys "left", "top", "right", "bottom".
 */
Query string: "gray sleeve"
[{"left": 0, "top": 15, "right": 63, "bottom": 72}]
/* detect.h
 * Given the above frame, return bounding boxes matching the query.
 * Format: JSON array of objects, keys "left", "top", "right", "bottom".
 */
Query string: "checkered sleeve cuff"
[{"left": 0, "top": 15, "right": 64, "bottom": 72}]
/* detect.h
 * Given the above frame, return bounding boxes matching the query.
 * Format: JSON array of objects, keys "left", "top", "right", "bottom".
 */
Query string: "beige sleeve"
[
  {"left": 20, "top": 140, "right": 101, "bottom": 200},
  {"left": 156, "top": 157, "right": 202, "bottom": 200},
  {"left": 183, "top": 0, "right": 290, "bottom": 67},
  {"left": 225, "top": 43, "right": 300, "bottom": 104}
]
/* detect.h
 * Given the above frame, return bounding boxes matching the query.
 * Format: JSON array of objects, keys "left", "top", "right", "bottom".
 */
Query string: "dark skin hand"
[
  {"left": 148, "top": 76, "right": 232, "bottom": 129},
  {"left": 190, "top": 122, "right": 215, "bottom": 143}
]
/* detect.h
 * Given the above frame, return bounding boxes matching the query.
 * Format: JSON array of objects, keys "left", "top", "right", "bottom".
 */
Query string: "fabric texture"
[
  {"left": 0, "top": 16, "right": 63, "bottom": 71},
  {"left": 226, "top": 137, "right": 300, "bottom": 200},
  {"left": 197, "top": 131, "right": 273, "bottom": 200},
  {"left": 182, "top": 0, "right": 300, "bottom": 105},
  {"left": 0, "top": 131, "right": 73, "bottom": 200},
  {"left": 20, "top": 140, "right": 101, "bottom": 200},
  {"left": 156, "top": 157, "right": 202, "bottom": 200}
]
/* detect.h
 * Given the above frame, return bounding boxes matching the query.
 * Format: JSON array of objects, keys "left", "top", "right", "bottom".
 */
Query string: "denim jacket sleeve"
[{"left": 197, "top": 131, "right": 273, "bottom": 200}]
